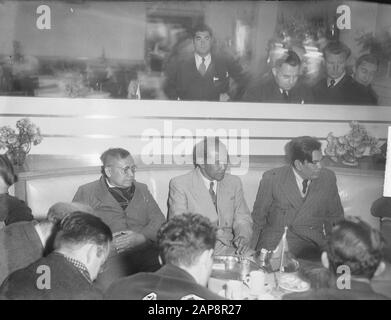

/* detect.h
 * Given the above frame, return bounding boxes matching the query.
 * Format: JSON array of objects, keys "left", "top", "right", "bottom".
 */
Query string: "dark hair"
[
  {"left": 286, "top": 136, "right": 321, "bottom": 165},
  {"left": 0, "top": 154, "right": 18, "bottom": 186},
  {"left": 47, "top": 202, "right": 94, "bottom": 223},
  {"left": 55, "top": 211, "right": 112, "bottom": 249},
  {"left": 100, "top": 148, "right": 131, "bottom": 176},
  {"left": 158, "top": 213, "right": 216, "bottom": 267},
  {"left": 323, "top": 41, "right": 351, "bottom": 60},
  {"left": 192, "top": 24, "right": 213, "bottom": 39},
  {"left": 275, "top": 50, "right": 301, "bottom": 68},
  {"left": 326, "top": 219, "right": 384, "bottom": 279},
  {"left": 356, "top": 54, "right": 379, "bottom": 69},
  {"left": 192, "top": 136, "right": 228, "bottom": 167}
]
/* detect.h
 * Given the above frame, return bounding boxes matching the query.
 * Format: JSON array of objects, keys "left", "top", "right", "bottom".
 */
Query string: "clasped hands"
[{"left": 112, "top": 230, "right": 146, "bottom": 253}]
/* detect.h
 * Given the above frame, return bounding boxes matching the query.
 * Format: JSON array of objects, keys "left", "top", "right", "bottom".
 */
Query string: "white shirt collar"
[
  {"left": 292, "top": 167, "right": 311, "bottom": 197},
  {"left": 106, "top": 178, "right": 116, "bottom": 188},
  {"left": 328, "top": 72, "right": 345, "bottom": 87},
  {"left": 34, "top": 223, "right": 46, "bottom": 247},
  {"left": 195, "top": 53, "right": 211, "bottom": 70},
  {"left": 197, "top": 167, "right": 217, "bottom": 193}
]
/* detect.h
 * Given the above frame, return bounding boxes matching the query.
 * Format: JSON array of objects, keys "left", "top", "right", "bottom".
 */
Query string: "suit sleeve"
[
  {"left": 250, "top": 171, "right": 274, "bottom": 249},
  {"left": 168, "top": 178, "right": 188, "bottom": 219},
  {"left": 5, "top": 200, "right": 33, "bottom": 225},
  {"left": 326, "top": 172, "right": 344, "bottom": 230},
  {"left": 232, "top": 178, "right": 252, "bottom": 242},
  {"left": 163, "top": 59, "right": 179, "bottom": 100},
  {"left": 139, "top": 186, "right": 166, "bottom": 242}
]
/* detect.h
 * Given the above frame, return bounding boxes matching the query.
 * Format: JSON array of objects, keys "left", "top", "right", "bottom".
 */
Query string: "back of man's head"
[
  {"left": 286, "top": 136, "right": 321, "bottom": 165},
  {"left": 54, "top": 211, "right": 112, "bottom": 251},
  {"left": 326, "top": 219, "right": 384, "bottom": 279},
  {"left": 47, "top": 202, "right": 94, "bottom": 224},
  {"left": 158, "top": 213, "right": 216, "bottom": 268}
]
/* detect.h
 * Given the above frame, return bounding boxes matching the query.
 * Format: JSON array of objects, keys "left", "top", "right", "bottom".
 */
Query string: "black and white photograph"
[{"left": 0, "top": 0, "right": 390, "bottom": 304}]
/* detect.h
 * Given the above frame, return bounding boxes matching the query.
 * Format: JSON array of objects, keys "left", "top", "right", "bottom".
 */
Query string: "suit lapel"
[
  {"left": 94, "top": 177, "right": 123, "bottom": 211},
  {"left": 280, "top": 166, "right": 304, "bottom": 210},
  {"left": 191, "top": 169, "right": 218, "bottom": 222}
]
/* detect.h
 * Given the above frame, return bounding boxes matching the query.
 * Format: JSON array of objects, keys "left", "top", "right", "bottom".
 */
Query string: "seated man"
[
  {"left": 243, "top": 50, "right": 313, "bottom": 103},
  {"left": 73, "top": 148, "right": 165, "bottom": 289},
  {"left": 284, "top": 219, "right": 389, "bottom": 300},
  {"left": 0, "top": 201, "right": 92, "bottom": 285},
  {"left": 168, "top": 137, "right": 252, "bottom": 256},
  {"left": 353, "top": 54, "right": 379, "bottom": 105},
  {"left": 313, "top": 41, "right": 364, "bottom": 105},
  {"left": 105, "top": 213, "right": 223, "bottom": 300},
  {"left": 0, "top": 212, "right": 112, "bottom": 300},
  {"left": 251, "top": 136, "right": 344, "bottom": 260}
]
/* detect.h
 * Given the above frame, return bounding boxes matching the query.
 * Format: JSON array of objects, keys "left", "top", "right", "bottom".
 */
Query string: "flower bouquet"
[
  {"left": 324, "top": 121, "right": 382, "bottom": 166},
  {"left": 0, "top": 118, "right": 43, "bottom": 166}
]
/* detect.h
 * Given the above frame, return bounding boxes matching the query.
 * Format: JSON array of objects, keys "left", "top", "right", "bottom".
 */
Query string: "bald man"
[{"left": 168, "top": 137, "right": 252, "bottom": 255}]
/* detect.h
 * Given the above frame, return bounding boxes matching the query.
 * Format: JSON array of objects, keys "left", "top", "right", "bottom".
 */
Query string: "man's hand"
[
  {"left": 113, "top": 230, "right": 146, "bottom": 253},
  {"left": 233, "top": 236, "right": 251, "bottom": 256}
]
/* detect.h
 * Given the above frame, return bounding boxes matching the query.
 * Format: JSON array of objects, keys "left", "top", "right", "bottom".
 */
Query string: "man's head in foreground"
[
  {"left": 54, "top": 211, "right": 112, "bottom": 281},
  {"left": 157, "top": 213, "right": 217, "bottom": 286}
]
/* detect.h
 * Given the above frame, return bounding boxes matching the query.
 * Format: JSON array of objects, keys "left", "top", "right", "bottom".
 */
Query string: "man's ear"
[
  {"left": 294, "top": 159, "right": 303, "bottom": 171},
  {"left": 85, "top": 243, "right": 97, "bottom": 265},
  {"left": 272, "top": 67, "right": 277, "bottom": 78},
  {"left": 321, "top": 251, "right": 329, "bottom": 269},
  {"left": 104, "top": 166, "right": 112, "bottom": 178},
  {"left": 374, "top": 261, "right": 386, "bottom": 277}
]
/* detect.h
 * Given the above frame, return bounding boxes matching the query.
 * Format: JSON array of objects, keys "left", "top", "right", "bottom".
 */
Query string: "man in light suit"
[
  {"left": 168, "top": 137, "right": 252, "bottom": 255},
  {"left": 164, "top": 24, "right": 247, "bottom": 101},
  {"left": 251, "top": 136, "right": 344, "bottom": 260}
]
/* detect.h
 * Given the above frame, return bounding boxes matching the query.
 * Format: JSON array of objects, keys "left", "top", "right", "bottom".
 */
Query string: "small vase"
[{"left": 7, "top": 149, "right": 28, "bottom": 167}]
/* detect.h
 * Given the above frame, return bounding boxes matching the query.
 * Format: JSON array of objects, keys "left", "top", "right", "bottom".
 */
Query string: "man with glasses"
[
  {"left": 168, "top": 137, "right": 252, "bottom": 256},
  {"left": 251, "top": 136, "right": 344, "bottom": 261},
  {"left": 73, "top": 148, "right": 165, "bottom": 290}
]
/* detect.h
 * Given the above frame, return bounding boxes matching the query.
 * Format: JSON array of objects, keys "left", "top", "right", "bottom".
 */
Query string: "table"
[{"left": 208, "top": 255, "right": 310, "bottom": 300}]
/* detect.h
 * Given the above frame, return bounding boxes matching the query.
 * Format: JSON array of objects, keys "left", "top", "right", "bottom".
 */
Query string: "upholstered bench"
[{"left": 18, "top": 163, "right": 384, "bottom": 229}]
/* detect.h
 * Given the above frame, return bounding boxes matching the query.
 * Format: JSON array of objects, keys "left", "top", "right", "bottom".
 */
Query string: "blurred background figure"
[
  {"left": 0, "top": 154, "right": 33, "bottom": 228},
  {"left": 352, "top": 54, "right": 379, "bottom": 105}
]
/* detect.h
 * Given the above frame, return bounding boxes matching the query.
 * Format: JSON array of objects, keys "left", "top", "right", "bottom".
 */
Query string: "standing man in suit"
[
  {"left": 73, "top": 148, "right": 165, "bottom": 289},
  {"left": 251, "top": 136, "right": 344, "bottom": 260},
  {"left": 243, "top": 50, "right": 313, "bottom": 104},
  {"left": 313, "top": 41, "right": 362, "bottom": 105},
  {"left": 164, "top": 24, "right": 247, "bottom": 101},
  {"left": 168, "top": 137, "right": 252, "bottom": 255}
]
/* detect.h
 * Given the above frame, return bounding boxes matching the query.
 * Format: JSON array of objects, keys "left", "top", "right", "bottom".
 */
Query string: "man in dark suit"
[
  {"left": 251, "top": 136, "right": 344, "bottom": 260},
  {"left": 164, "top": 24, "right": 247, "bottom": 101},
  {"left": 168, "top": 137, "right": 252, "bottom": 256},
  {"left": 0, "top": 202, "right": 93, "bottom": 285},
  {"left": 105, "top": 213, "right": 223, "bottom": 300},
  {"left": 313, "top": 41, "right": 363, "bottom": 105},
  {"left": 353, "top": 54, "right": 379, "bottom": 105},
  {"left": 284, "top": 219, "right": 389, "bottom": 300},
  {"left": 243, "top": 50, "right": 313, "bottom": 104},
  {"left": 0, "top": 212, "right": 112, "bottom": 300},
  {"left": 73, "top": 148, "right": 165, "bottom": 289}
]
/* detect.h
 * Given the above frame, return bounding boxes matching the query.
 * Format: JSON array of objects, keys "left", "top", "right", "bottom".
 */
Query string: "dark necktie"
[
  {"left": 282, "top": 90, "right": 289, "bottom": 102},
  {"left": 302, "top": 179, "right": 309, "bottom": 194},
  {"left": 199, "top": 57, "right": 207, "bottom": 76},
  {"left": 328, "top": 79, "right": 336, "bottom": 88},
  {"left": 109, "top": 183, "right": 135, "bottom": 210},
  {"left": 209, "top": 181, "right": 217, "bottom": 212}
]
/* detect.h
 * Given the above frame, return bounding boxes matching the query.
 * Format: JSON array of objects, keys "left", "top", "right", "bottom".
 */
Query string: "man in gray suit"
[
  {"left": 251, "top": 136, "right": 344, "bottom": 260},
  {"left": 168, "top": 137, "right": 252, "bottom": 255}
]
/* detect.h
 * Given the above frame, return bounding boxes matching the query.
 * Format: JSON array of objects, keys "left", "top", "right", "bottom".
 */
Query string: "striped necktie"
[{"left": 209, "top": 181, "right": 217, "bottom": 212}]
